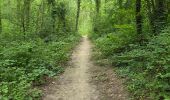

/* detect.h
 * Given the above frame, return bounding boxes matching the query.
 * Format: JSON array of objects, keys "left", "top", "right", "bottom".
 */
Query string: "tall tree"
[
  {"left": 50, "top": 0, "right": 57, "bottom": 33},
  {"left": 17, "top": 0, "right": 22, "bottom": 32},
  {"left": 145, "top": 0, "right": 168, "bottom": 34},
  {"left": 154, "top": 0, "right": 168, "bottom": 33},
  {"left": 76, "top": 0, "right": 81, "bottom": 31},
  {"left": 95, "top": 0, "right": 101, "bottom": 14},
  {"left": 20, "top": 0, "right": 31, "bottom": 33},
  {"left": 38, "top": 0, "right": 46, "bottom": 32},
  {"left": 24, "top": 0, "right": 31, "bottom": 32},
  {"left": 168, "top": 1, "right": 170, "bottom": 13},
  {"left": 104, "top": 0, "right": 108, "bottom": 13},
  {"left": 58, "top": 2, "right": 67, "bottom": 31},
  {"left": 136, "top": 0, "right": 143, "bottom": 43},
  {"left": 47, "top": 0, "right": 57, "bottom": 34},
  {"left": 0, "top": 0, "right": 2, "bottom": 34},
  {"left": 145, "top": 0, "right": 155, "bottom": 33},
  {"left": 118, "top": 0, "right": 123, "bottom": 9}
]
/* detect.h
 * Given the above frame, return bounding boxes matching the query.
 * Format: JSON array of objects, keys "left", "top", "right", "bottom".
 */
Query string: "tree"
[
  {"left": 50, "top": 0, "right": 57, "bottom": 33},
  {"left": 145, "top": 0, "right": 155, "bottom": 33},
  {"left": 118, "top": 0, "right": 123, "bottom": 9},
  {"left": 95, "top": 0, "right": 101, "bottom": 14},
  {"left": 17, "top": 0, "right": 22, "bottom": 32},
  {"left": 145, "top": 0, "right": 168, "bottom": 34},
  {"left": 0, "top": 0, "right": 2, "bottom": 34},
  {"left": 136, "top": 0, "right": 142, "bottom": 42},
  {"left": 168, "top": 1, "right": 170, "bottom": 13},
  {"left": 76, "top": 0, "right": 81, "bottom": 31},
  {"left": 154, "top": 0, "right": 168, "bottom": 33},
  {"left": 25, "top": 0, "right": 31, "bottom": 32},
  {"left": 20, "top": 0, "right": 32, "bottom": 33},
  {"left": 57, "top": 2, "right": 67, "bottom": 32}
]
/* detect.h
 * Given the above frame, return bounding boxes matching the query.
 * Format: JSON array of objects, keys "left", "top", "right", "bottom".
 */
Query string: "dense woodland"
[
  {"left": 0, "top": 0, "right": 170, "bottom": 100},
  {"left": 91, "top": 0, "right": 170, "bottom": 100},
  {"left": 0, "top": 0, "right": 80, "bottom": 99}
]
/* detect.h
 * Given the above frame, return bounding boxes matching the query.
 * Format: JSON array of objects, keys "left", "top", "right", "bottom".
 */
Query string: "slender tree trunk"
[
  {"left": 154, "top": 0, "right": 168, "bottom": 33},
  {"left": 95, "top": 0, "right": 101, "bottom": 14},
  {"left": 145, "top": 0, "right": 155, "bottom": 33},
  {"left": 93, "top": 0, "right": 101, "bottom": 33},
  {"left": 151, "top": 0, "right": 155, "bottom": 10},
  {"left": 136, "top": 0, "right": 143, "bottom": 43},
  {"left": 104, "top": 0, "right": 107, "bottom": 13},
  {"left": 168, "top": 2, "right": 170, "bottom": 14},
  {"left": 118, "top": 0, "right": 123, "bottom": 9},
  {"left": 63, "top": 16, "right": 66, "bottom": 32},
  {"left": 118, "top": 0, "right": 123, "bottom": 24},
  {"left": 0, "top": 0, "right": 2, "bottom": 34},
  {"left": 21, "top": 0, "right": 31, "bottom": 34},
  {"left": 40, "top": 0, "right": 45, "bottom": 31},
  {"left": 168, "top": 2, "right": 170, "bottom": 13},
  {"left": 17, "top": 0, "right": 22, "bottom": 32},
  {"left": 76, "top": 0, "right": 81, "bottom": 31},
  {"left": 51, "top": 1, "right": 57, "bottom": 33},
  {"left": 24, "top": 0, "right": 31, "bottom": 32}
]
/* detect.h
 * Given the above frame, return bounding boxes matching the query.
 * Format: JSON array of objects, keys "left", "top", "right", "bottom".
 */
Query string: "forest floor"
[{"left": 42, "top": 36, "right": 129, "bottom": 100}]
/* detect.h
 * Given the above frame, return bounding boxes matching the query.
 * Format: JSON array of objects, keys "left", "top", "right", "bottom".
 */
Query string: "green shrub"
[
  {"left": 94, "top": 29, "right": 135, "bottom": 57},
  {"left": 0, "top": 34, "right": 80, "bottom": 99},
  {"left": 93, "top": 26, "right": 170, "bottom": 99}
]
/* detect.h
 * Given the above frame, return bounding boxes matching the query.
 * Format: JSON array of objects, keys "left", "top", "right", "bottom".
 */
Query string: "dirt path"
[{"left": 42, "top": 36, "right": 129, "bottom": 100}]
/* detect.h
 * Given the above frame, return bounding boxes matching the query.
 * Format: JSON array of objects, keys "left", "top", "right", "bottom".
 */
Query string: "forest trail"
[{"left": 42, "top": 36, "right": 128, "bottom": 100}]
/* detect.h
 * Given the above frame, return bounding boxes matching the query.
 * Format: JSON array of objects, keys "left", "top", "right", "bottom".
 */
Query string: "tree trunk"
[
  {"left": 136, "top": 0, "right": 142, "bottom": 35},
  {"left": 104, "top": 0, "right": 107, "bottom": 13},
  {"left": 118, "top": 0, "right": 123, "bottom": 9},
  {"left": 0, "top": 0, "right": 2, "bottom": 34},
  {"left": 154, "top": 0, "right": 168, "bottom": 33},
  {"left": 145, "top": 0, "right": 155, "bottom": 33},
  {"left": 24, "top": 0, "right": 31, "bottom": 32},
  {"left": 95, "top": 0, "right": 101, "bottom": 14},
  {"left": 168, "top": 2, "right": 170, "bottom": 14},
  {"left": 151, "top": 0, "right": 155, "bottom": 10},
  {"left": 136, "top": 0, "right": 143, "bottom": 43},
  {"left": 17, "top": 0, "right": 22, "bottom": 32},
  {"left": 76, "top": 0, "right": 81, "bottom": 31},
  {"left": 40, "top": 0, "right": 45, "bottom": 31},
  {"left": 51, "top": 1, "right": 57, "bottom": 33}
]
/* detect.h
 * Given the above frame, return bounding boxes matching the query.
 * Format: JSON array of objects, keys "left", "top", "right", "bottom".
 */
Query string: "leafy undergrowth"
[
  {"left": 0, "top": 34, "right": 80, "bottom": 100},
  {"left": 91, "top": 26, "right": 170, "bottom": 100}
]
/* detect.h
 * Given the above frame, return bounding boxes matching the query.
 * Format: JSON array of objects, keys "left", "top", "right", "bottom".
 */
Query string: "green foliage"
[
  {"left": 0, "top": 0, "right": 81, "bottom": 99},
  {"left": 93, "top": 26, "right": 170, "bottom": 100},
  {"left": 91, "top": 0, "right": 170, "bottom": 99},
  {"left": 94, "top": 29, "right": 135, "bottom": 57},
  {"left": 0, "top": 0, "right": 82, "bottom": 98},
  {"left": 0, "top": 34, "right": 80, "bottom": 99}
]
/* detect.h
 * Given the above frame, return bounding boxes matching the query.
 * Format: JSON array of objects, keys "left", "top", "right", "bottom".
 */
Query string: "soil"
[{"left": 42, "top": 36, "right": 129, "bottom": 100}]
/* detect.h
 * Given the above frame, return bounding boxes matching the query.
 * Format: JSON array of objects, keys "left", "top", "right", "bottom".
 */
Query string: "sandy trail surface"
[{"left": 43, "top": 36, "right": 128, "bottom": 100}]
